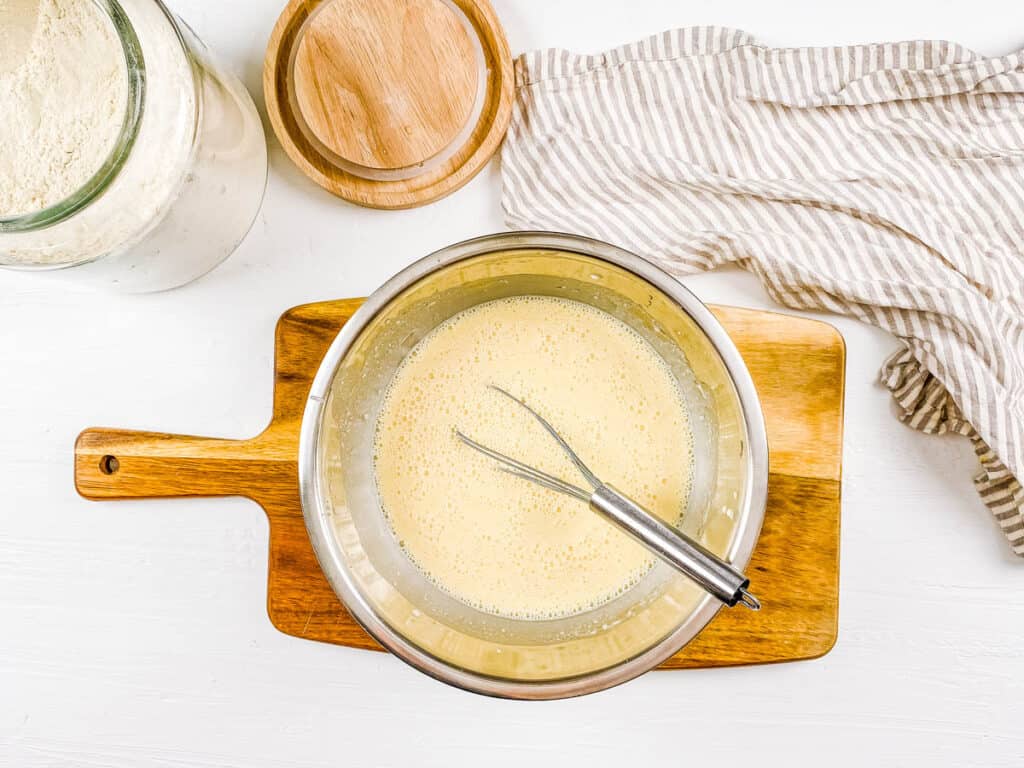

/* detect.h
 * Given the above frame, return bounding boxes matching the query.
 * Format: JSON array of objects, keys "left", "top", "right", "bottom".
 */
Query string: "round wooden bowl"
[{"left": 264, "top": 0, "right": 513, "bottom": 209}]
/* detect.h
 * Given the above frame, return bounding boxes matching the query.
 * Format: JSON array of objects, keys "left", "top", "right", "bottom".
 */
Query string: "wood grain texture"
[
  {"left": 292, "top": 0, "right": 478, "bottom": 169},
  {"left": 264, "top": 0, "right": 512, "bottom": 209},
  {"left": 74, "top": 299, "right": 844, "bottom": 669}
]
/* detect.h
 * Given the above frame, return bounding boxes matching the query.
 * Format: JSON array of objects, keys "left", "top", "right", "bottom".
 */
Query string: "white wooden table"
[{"left": 3, "top": 1, "right": 1023, "bottom": 765}]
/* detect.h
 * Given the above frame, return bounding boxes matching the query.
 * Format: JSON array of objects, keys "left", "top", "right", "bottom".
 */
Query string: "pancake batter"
[{"left": 373, "top": 296, "right": 693, "bottom": 619}]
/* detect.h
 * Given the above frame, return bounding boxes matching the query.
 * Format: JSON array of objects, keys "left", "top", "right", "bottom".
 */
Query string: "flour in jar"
[
  {"left": 373, "top": 296, "right": 694, "bottom": 619},
  {"left": 0, "top": 0, "right": 128, "bottom": 217}
]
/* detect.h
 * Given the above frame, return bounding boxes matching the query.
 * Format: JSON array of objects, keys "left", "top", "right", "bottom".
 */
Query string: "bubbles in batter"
[{"left": 373, "top": 296, "right": 694, "bottom": 620}]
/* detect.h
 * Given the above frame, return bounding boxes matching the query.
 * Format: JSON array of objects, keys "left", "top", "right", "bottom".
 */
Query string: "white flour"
[
  {"left": 0, "top": 0, "right": 128, "bottom": 217},
  {"left": 0, "top": 0, "right": 267, "bottom": 285}
]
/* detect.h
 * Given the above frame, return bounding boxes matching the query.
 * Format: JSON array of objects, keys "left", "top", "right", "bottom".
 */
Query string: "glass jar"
[{"left": 0, "top": 0, "right": 268, "bottom": 292}]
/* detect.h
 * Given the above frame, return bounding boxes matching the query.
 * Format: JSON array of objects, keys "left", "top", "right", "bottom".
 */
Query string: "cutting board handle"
[{"left": 74, "top": 428, "right": 295, "bottom": 503}]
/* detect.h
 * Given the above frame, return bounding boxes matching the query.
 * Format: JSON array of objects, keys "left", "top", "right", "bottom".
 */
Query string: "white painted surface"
[{"left": 2, "top": 1, "right": 1023, "bottom": 764}]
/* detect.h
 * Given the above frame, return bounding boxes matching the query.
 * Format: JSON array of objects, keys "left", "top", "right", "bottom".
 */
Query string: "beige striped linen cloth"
[{"left": 500, "top": 27, "right": 1024, "bottom": 554}]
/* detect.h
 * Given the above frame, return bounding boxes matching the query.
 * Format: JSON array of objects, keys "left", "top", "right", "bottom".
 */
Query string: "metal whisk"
[{"left": 456, "top": 386, "right": 760, "bottom": 610}]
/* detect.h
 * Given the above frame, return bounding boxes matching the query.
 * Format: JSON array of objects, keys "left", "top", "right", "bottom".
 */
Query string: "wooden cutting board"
[{"left": 74, "top": 298, "right": 844, "bottom": 669}]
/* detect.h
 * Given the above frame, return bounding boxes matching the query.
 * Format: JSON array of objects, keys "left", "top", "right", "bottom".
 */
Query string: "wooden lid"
[{"left": 265, "top": 0, "right": 513, "bottom": 209}]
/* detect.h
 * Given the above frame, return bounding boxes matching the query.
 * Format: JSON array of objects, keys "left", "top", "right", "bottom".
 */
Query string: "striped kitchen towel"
[{"left": 501, "top": 27, "right": 1024, "bottom": 554}]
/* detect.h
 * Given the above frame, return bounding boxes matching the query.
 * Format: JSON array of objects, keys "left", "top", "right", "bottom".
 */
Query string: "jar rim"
[{"left": 0, "top": 0, "right": 146, "bottom": 237}]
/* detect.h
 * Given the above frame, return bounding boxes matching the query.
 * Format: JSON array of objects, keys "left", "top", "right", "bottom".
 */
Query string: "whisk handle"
[{"left": 590, "top": 484, "right": 758, "bottom": 609}]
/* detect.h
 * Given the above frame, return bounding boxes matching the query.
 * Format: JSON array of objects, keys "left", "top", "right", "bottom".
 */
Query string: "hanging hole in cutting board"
[{"left": 99, "top": 455, "right": 120, "bottom": 475}]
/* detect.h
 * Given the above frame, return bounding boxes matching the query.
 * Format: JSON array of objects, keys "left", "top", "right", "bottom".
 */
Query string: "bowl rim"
[{"left": 298, "top": 231, "right": 769, "bottom": 699}]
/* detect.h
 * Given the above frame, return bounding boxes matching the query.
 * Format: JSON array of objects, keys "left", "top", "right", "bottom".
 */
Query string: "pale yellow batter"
[{"left": 373, "top": 296, "right": 693, "bottom": 619}]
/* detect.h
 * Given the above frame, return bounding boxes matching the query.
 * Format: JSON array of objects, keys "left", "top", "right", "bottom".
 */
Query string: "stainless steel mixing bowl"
[{"left": 299, "top": 232, "right": 768, "bottom": 698}]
